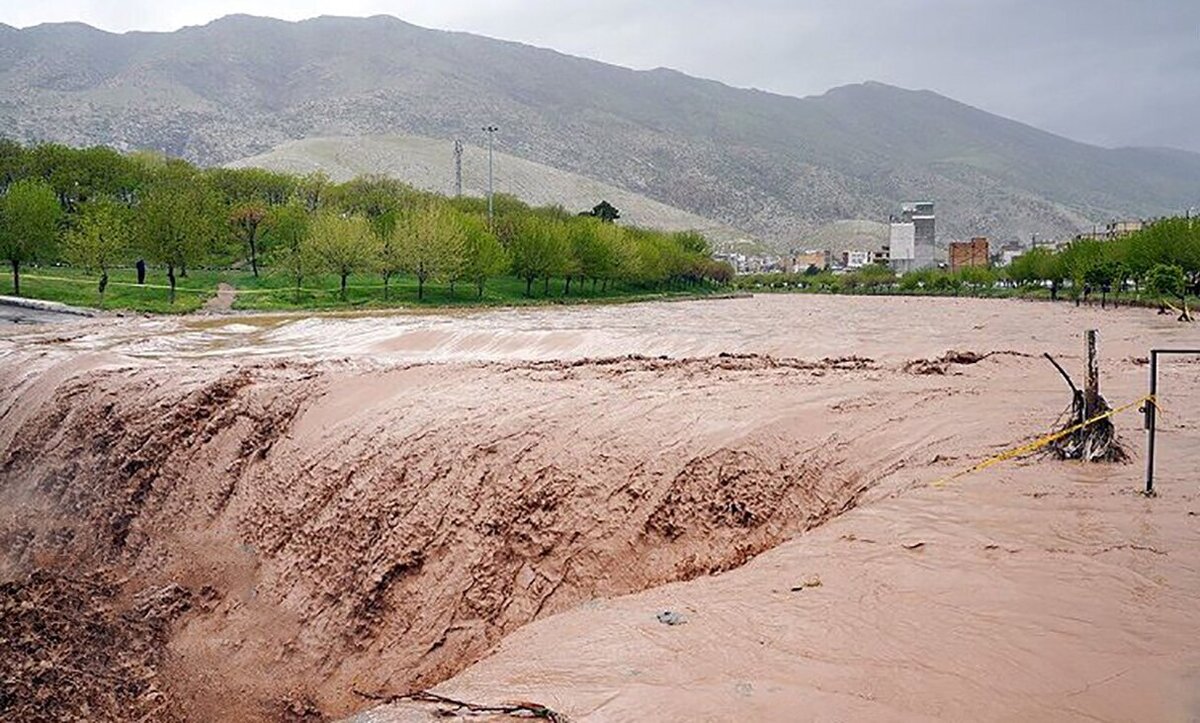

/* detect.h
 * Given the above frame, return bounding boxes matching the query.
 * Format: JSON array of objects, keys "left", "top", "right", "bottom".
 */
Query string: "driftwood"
[
  {"left": 1043, "top": 330, "right": 1127, "bottom": 462},
  {"left": 354, "top": 689, "right": 570, "bottom": 722}
]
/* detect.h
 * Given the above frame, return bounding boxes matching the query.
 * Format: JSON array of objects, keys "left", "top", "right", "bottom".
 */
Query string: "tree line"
[
  {"left": 734, "top": 216, "right": 1200, "bottom": 313},
  {"left": 1005, "top": 219, "right": 1200, "bottom": 309},
  {"left": 0, "top": 140, "right": 733, "bottom": 304}
]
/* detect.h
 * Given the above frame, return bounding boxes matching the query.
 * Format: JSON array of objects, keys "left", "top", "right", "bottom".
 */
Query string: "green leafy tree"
[
  {"left": 0, "top": 178, "right": 60, "bottom": 295},
  {"left": 588, "top": 221, "right": 625, "bottom": 291},
  {"left": 1059, "top": 239, "right": 1104, "bottom": 305},
  {"left": 584, "top": 200, "right": 621, "bottom": 223},
  {"left": 376, "top": 210, "right": 406, "bottom": 301},
  {"left": 458, "top": 214, "right": 508, "bottom": 298},
  {"left": 309, "top": 212, "right": 378, "bottom": 300},
  {"left": 510, "top": 215, "right": 568, "bottom": 296},
  {"left": 397, "top": 203, "right": 466, "bottom": 301},
  {"left": 208, "top": 167, "right": 296, "bottom": 206},
  {"left": 1084, "top": 259, "right": 1122, "bottom": 308},
  {"left": 298, "top": 171, "right": 330, "bottom": 212},
  {"left": 136, "top": 166, "right": 223, "bottom": 302},
  {"left": 0, "top": 138, "right": 26, "bottom": 191},
  {"left": 64, "top": 196, "right": 129, "bottom": 300},
  {"left": 229, "top": 202, "right": 269, "bottom": 277},
  {"left": 263, "top": 200, "right": 311, "bottom": 302},
  {"left": 1144, "top": 263, "right": 1189, "bottom": 319}
]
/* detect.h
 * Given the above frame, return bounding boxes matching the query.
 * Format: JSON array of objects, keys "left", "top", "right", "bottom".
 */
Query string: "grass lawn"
[
  {"left": 2, "top": 266, "right": 218, "bottom": 313},
  {"left": 2, "top": 265, "right": 724, "bottom": 314}
]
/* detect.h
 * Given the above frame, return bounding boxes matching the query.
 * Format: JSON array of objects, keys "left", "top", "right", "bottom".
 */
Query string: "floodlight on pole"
[{"left": 482, "top": 125, "right": 499, "bottom": 228}]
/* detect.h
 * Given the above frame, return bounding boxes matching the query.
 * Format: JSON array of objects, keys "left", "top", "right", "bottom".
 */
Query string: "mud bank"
[
  {"left": 2, "top": 295, "right": 1198, "bottom": 721},
  {"left": 0, "top": 350, "right": 903, "bottom": 719}
]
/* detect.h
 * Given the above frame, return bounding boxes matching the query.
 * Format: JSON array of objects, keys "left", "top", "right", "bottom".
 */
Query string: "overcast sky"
[{"left": 2, "top": 0, "right": 1198, "bottom": 152}]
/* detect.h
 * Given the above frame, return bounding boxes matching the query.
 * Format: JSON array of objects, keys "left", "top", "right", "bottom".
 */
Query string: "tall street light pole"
[{"left": 482, "top": 125, "right": 499, "bottom": 228}]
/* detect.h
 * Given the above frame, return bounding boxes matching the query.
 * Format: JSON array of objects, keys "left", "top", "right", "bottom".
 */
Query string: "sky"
[{"left": 2, "top": 0, "right": 1198, "bottom": 152}]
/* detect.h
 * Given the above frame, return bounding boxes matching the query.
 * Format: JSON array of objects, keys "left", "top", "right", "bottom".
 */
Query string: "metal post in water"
[{"left": 1145, "top": 351, "right": 1158, "bottom": 496}]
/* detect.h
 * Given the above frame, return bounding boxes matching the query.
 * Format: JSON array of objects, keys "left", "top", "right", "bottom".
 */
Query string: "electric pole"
[
  {"left": 453, "top": 139, "right": 463, "bottom": 198},
  {"left": 482, "top": 125, "right": 498, "bottom": 228}
]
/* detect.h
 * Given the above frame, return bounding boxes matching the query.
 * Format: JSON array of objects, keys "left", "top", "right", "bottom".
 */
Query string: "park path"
[{"left": 201, "top": 283, "right": 237, "bottom": 313}]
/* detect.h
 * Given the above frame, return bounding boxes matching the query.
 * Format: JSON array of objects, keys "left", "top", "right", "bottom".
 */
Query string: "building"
[
  {"left": 1074, "top": 219, "right": 1148, "bottom": 242},
  {"left": 790, "top": 249, "right": 831, "bottom": 272},
  {"left": 949, "top": 237, "right": 990, "bottom": 272},
  {"left": 714, "top": 252, "right": 784, "bottom": 274},
  {"left": 842, "top": 250, "right": 872, "bottom": 269},
  {"left": 889, "top": 201, "right": 936, "bottom": 272},
  {"left": 889, "top": 221, "right": 915, "bottom": 272},
  {"left": 997, "top": 241, "right": 1024, "bottom": 267}
]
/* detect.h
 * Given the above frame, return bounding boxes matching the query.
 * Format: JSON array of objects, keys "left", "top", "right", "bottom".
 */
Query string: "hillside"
[
  {"left": 227, "top": 134, "right": 746, "bottom": 243},
  {"left": 3, "top": 14, "right": 1200, "bottom": 246}
]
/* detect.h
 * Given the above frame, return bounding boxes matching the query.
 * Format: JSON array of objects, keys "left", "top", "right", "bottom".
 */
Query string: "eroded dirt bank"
[
  {"left": 0, "top": 352, "right": 894, "bottom": 719},
  {"left": 2, "top": 295, "right": 1198, "bottom": 721}
]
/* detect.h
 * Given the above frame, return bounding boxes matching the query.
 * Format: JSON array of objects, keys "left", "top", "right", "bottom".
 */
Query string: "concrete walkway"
[{"left": 0, "top": 296, "right": 95, "bottom": 325}]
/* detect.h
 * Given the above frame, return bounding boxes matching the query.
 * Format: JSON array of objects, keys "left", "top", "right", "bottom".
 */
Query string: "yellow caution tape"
[
  {"left": 22, "top": 273, "right": 197, "bottom": 292},
  {"left": 930, "top": 394, "right": 1154, "bottom": 488}
]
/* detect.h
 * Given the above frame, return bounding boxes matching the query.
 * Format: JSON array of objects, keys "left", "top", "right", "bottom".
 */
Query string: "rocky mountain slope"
[
  {"left": 3, "top": 14, "right": 1199, "bottom": 246},
  {"left": 228, "top": 134, "right": 746, "bottom": 243}
]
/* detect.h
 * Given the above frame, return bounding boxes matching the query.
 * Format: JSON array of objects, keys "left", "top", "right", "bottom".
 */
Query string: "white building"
[
  {"left": 842, "top": 250, "right": 872, "bottom": 269},
  {"left": 888, "top": 222, "right": 916, "bottom": 272},
  {"left": 889, "top": 201, "right": 936, "bottom": 272}
]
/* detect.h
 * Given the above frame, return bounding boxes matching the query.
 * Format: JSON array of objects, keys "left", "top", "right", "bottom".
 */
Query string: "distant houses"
[
  {"left": 948, "top": 237, "right": 989, "bottom": 272},
  {"left": 717, "top": 203, "right": 1162, "bottom": 276}
]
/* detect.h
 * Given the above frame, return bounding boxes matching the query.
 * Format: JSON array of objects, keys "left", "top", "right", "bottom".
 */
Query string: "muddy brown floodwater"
[{"left": 1, "top": 295, "right": 1198, "bottom": 722}]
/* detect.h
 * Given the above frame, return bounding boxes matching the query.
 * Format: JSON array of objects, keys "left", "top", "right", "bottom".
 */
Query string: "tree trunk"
[
  {"left": 450, "top": 279, "right": 456, "bottom": 297},
  {"left": 525, "top": 277, "right": 533, "bottom": 296},
  {"left": 294, "top": 278, "right": 302, "bottom": 304},
  {"left": 592, "top": 278, "right": 597, "bottom": 292},
  {"left": 383, "top": 274, "right": 390, "bottom": 301},
  {"left": 340, "top": 272, "right": 348, "bottom": 301},
  {"left": 543, "top": 276, "right": 550, "bottom": 295},
  {"left": 98, "top": 271, "right": 108, "bottom": 296},
  {"left": 565, "top": 276, "right": 572, "bottom": 295},
  {"left": 418, "top": 275, "right": 425, "bottom": 301},
  {"left": 249, "top": 235, "right": 259, "bottom": 277},
  {"left": 10, "top": 259, "right": 19, "bottom": 296},
  {"left": 167, "top": 264, "right": 177, "bottom": 304}
]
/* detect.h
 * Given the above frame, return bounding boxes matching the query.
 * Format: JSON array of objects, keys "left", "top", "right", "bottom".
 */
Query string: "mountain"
[
  {"left": 2, "top": 14, "right": 1198, "bottom": 247},
  {"left": 227, "top": 134, "right": 746, "bottom": 243}
]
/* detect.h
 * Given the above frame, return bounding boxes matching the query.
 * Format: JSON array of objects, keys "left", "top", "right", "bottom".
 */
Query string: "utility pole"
[
  {"left": 453, "top": 139, "right": 463, "bottom": 198},
  {"left": 482, "top": 125, "right": 498, "bottom": 228}
]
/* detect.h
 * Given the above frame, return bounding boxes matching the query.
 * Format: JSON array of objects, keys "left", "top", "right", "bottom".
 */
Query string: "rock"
[{"left": 656, "top": 610, "right": 687, "bottom": 626}]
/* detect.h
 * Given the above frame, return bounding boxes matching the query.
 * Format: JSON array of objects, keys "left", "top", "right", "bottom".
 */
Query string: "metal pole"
[
  {"left": 1145, "top": 351, "right": 1157, "bottom": 495},
  {"left": 453, "top": 139, "right": 463, "bottom": 198},
  {"left": 1143, "top": 348, "right": 1200, "bottom": 496},
  {"left": 482, "top": 125, "right": 498, "bottom": 228}
]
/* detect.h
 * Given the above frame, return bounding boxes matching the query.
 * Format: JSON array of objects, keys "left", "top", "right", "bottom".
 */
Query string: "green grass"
[
  {"left": 2, "top": 265, "right": 724, "bottom": 314},
  {"left": 2, "top": 266, "right": 217, "bottom": 313}
]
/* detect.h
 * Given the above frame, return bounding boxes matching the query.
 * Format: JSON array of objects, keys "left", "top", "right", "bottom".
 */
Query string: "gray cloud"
[{"left": 3, "top": 0, "right": 1198, "bottom": 151}]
